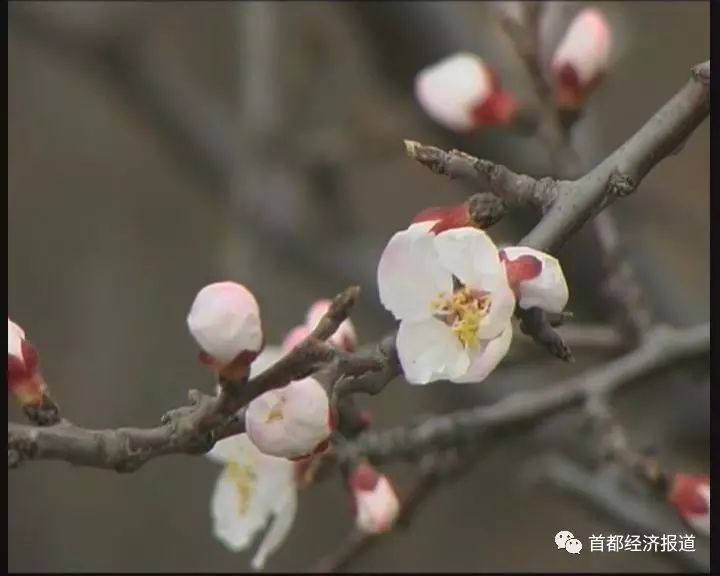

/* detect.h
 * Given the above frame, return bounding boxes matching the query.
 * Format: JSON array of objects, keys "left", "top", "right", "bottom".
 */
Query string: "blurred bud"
[
  {"left": 414, "top": 52, "right": 521, "bottom": 132},
  {"left": 668, "top": 473, "right": 710, "bottom": 537},
  {"left": 551, "top": 8, "right": 612, "bottom": 110},
  {"left": 348, "top": 463, "right": 400, "bottom": 534},
  {"left": 281, "top": 325, "right": 311, "bottom": 353},
  {"left": 187, "top": 282, "right": 263, "bottom": 377},
  {"left": 245, "top": 377, "right": 334, "bottom": 460},
  {"left": 8, "top": 318, "right": 58, "bottom": 424},
  {"left": 305, "top": 299, "right": 357, "bottom": 352}
]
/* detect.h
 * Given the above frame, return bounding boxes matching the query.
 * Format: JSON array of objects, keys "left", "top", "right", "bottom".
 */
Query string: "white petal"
[
  {"left": 8, "top": 318, "right": 24, "bottom": 360},
  {"left": 210, "top": 441, "right": 296, "bottom": 556},
  {"left": 477, "top": 279, "right": 516, "bottom": 340},
  {"left": 434, "top": 227, "right": 506, "bottom": 293},
  {"left": 502, "top": 246, "right": 569, "bottom": 313},
  {"left": 187, "top": 282, "right": 264, "bottom": 364},
  {"left": 377, "top": 223, "right": 453, "bottom": 322},
  {"left": 251, "top": 490, "right": 298, "bottom": 570},
  {"left": 414, "top": 52, "right": 493, "bottom": 132},
  {"left": 451, "top": 322, "right": 513, "bottom": 384},
  {"left": 396, "top": 318, "right": 470, "bottom": 384},
  {"left": 250, "top": 347, "right": 284, "bottom": 377}
]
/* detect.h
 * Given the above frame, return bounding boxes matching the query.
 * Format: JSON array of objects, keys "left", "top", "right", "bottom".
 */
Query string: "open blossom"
[
  {"left": 245, "top": 376, "right": 335, "bottom": 459},
  {"left": 378, "top": 223, "right": 515, "bottom": 384},
  {"left": 7, "top": 318, "right": 47, "bottom": 408},
  {"left": 208, "top": 432, "right": 297, "bottom": 570},
  {"left": 377, "top": 222, "right": 568, "bottom": 384},
  {"left": 414, "top": 52, "right": 520, "bottom": 132},
  {"left": 348, "top": 463, "right": 400, "bottom": 534},
  {"left": 187, "top": 282, "right": 263, "bottom": 377},
  {"left": 551, "top": 8, "right": 612, "bottom": 109},
  {"left": 668, "top": 473, "right": 710, "bottom": 537}
]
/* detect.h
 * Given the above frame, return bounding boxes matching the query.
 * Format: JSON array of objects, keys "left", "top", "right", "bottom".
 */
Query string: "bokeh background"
[{"left": 8, "top": 1, "right": 709, "bottom": 572}]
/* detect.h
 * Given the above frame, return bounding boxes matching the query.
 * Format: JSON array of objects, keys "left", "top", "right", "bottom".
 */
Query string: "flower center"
[
  {"left": 432, "top": 287, "right": 491, "bottom": 348},
  {"left": 225, "top": 460, "right": 258, "bottom": 515}
]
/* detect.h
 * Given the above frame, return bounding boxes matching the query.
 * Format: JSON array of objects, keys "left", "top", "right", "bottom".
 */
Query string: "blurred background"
[{"left": 8, "top": 1, "right": 709, "bottom": 572}]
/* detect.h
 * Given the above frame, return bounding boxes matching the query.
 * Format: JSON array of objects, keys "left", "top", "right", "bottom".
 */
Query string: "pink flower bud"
[
  {"left": 245, "top": 376, "right": 334, "bottom": 460},
  {"left": 7, "top": 318, "right": 47, "bottom": 408},
  {"left": 187, "top": 282, "right": 263, "bottom": 372},
  {"left": 551, "top": 8, "right": 612, "bottom": 110},
  {"left": 415, "top": 52, "right": 520, "bottom": 132},
  {"left": 668, "top": 473, "right": 710, "bottom": 537},
  {"left": 348, "top": 463, "right": 400, "bottom": 534},
  {"left": 281, "top": 325, "right": 311, "bottom": 353},
  {"left": 305, "top": 299, "right": 357, "bottom": 352}
]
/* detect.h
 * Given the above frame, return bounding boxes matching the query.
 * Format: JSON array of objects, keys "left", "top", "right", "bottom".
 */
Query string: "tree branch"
[{"left": 336, "top": 323, "right": 708, "bottom": 465}]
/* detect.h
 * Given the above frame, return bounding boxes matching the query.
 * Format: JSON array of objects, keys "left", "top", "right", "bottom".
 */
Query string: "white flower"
[
  {"left": 349, "top": 463, "right": 400, "bottom": 534},
  {"left": 245, "top": 376, "right": 333, "bottom": 459},
  {"left": 669, "top": 474, "right": 710, "bottom": 537},
  {"left": 551, "top": 8, "right": 612, "bottom": 108},
  {"left": 500, "top": 246, "right": 569, "bottom": 313},
  {"left": 187, "top": 282, "right": 263, "bottom": 366},
  {"left": 208, "top": 433, "right": 297, "bottom": 570},
  {"left": 377, "top": 223, "right": 516, "bottom": 384},
  {"left": 414, "top": 52, "right": 519, "bottom": 132},
  {"left": 305, "top": 299, "right": 357, "bottom": 352}
]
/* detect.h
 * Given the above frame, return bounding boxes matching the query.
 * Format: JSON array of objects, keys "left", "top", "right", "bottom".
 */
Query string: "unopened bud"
[
  {"left": 348, "top": 463, "right": 400, "bottom": 534},
  {"left": 245, "top": 377, "right": 334, "bottom": 460},
  {"left": 7, "top": 319, "right": 59, "bottom": 425},
  {"left": 415, "top": 52, "right": 520, "bottom": 132},
  {"left": 187, "top": 282, "right": 263, "bottom": 377},
  {"left": 668, "top": 473, "right": 710, "bottom": 537},
  {"left": 551, "top": 8, "right": 612, "bottom": 110}
]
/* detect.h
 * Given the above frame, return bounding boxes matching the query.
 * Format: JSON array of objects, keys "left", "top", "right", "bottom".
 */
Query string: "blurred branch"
[
  {"left": 337, "top": 323, "right": 708, "bottom": 465},
  {"left": 532, "top": 454, "right": 710, "bottom": 572}
]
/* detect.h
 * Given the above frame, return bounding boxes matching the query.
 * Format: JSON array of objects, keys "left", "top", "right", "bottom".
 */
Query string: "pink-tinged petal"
[
  {"left": 187, "top": 282, "right": 263, "bottom": 365},
  {"left": 396, "top": 318, "right": 470, "bottom": 384},
  {"left": 350, "top": 465, "right": 400, "bottom": 534},
  {"left": 377, "top": 224, "right": 453, "bottom": 322},
  {"left": 281, "top": 326, "right": 310, "bottom": 353},
  {"left": 414, "top": 52, "right": 495, "bottom": 132},
  {"left": 551, "top": 8, "right": 612, "bottom": 108},
  {"left": 451, "top": 322, "right": 513, "bottom": 384},
  {"left": 305, "top": 299, "right": 358, "bottom": 352},
  {"left": 501, "top": 246, "right": 569, "bottom": 313},
  {"left": 245, "top": 377, "right": 331, "bottom": 459},
  {"left": 412, "top": 203, "right": 471, "bottom": 234}
]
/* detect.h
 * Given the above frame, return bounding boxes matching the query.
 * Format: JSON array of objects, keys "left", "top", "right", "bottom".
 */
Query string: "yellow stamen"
[
  {"left": 225, "top": 461, "right": 258, "bottom": 515},
  {"left": 432, "top": 287, "right": 491, "bottom": 348}
]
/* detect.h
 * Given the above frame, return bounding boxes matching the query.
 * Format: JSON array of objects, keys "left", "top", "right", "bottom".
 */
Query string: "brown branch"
[
  {"left": 8, "top": 287, "right": 361, "bottom": 472},
  {"left": 336, "top": 323, "right": 708, "bottom": 465}
]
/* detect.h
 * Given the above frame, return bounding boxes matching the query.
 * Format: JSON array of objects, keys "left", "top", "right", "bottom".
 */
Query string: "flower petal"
[
  {"left": 502, "top": 246, "right": 569, "bottom": 313},
  {"left": 210, "top": 437, "right": 296, "bottom": 557},
  {"left": 451, "top": 321, "right": 513, "bottom": 383},
  {"left": 251, "top": 490, "right": 298, "bottom": 570},
  {"left": 8, "top": 318, "right": 25, "bottom": 360},
  {"left": 477, "top": 279, "right": 516, "bottom": 340},
  {"left": 434, "top": 227, "right": 506, "bottom": 293},
  {"left": 396, "top": 318, "right": 470, "bottom": 384},
  {"left": 377, "top": 223, "right": 454, "bottom": 322}
]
